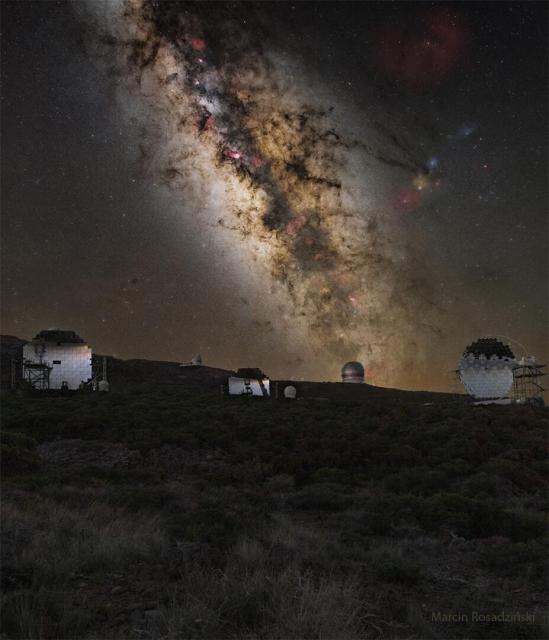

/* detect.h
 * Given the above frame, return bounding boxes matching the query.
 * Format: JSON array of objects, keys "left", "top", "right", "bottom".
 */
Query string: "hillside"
[
  {"left": 2, "top": 333, "right": 463, "bottom": 404},
  {"left": 0, "top": 335, "right": 27, "bottom": 389},
  {"left": 96, "top": 355, "right": 236, "bottom": 390},
  {"left": 1, "top": 384, "right": 547, "bottom": 639}
]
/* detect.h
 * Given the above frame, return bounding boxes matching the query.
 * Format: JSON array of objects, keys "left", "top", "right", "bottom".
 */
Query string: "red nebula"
[
  {"left": 391, "top": 187, "right": 422, "bottom": 212},
  {"left": 190, "top": 38, "right": 206, "bottom": 52},
  {"left": 250, "top": 155, "right": 263, "bottom": 168},
  {"left": 223, "top": 148, "right": 241, "bottom": 160},
  {"left": 198, "top": 115, "right": 215, "bottom": 131},
  {"left": 376, "top": 7, "right": 470, "bottom": 92},
  {"left": 285, "top": 216, "right": 307, "bottom": 236}
]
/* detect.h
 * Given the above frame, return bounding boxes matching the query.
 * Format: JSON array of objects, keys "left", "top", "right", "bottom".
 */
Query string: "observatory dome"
[
  {"left": 23, "top": 329, "right": 92, "bottom": 391},
  {"left": 341, "top": 361, "right": 365, "bottom": 383},
  {"left": 283, "top": 385, "right": 297, "bottom": 399},
  {"left": 34, "top": 329, "right": 85, "bottom": 344},
  {"left": 458, "top": 338, "right": 515, "bottom": 400}
]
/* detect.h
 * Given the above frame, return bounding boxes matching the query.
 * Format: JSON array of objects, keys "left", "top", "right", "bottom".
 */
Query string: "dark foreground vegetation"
[{"left": 1, "top": 386, "right": 547, "bottom": 639}]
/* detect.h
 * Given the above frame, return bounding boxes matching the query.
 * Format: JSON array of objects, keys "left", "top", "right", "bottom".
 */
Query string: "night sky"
[{"left": 2, "top": 1, "right": 547, "bottom": 391}]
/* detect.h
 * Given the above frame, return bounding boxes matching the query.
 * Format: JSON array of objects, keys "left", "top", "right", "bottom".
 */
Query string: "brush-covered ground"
[{"left": 1, "top": 386, "right": 547, "bottom": 640}]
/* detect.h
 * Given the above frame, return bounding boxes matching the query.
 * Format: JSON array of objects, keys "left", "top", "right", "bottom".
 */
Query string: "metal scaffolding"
[
  {"left": 22, "top": 341, "right": 52, "bottom": 390},
  {"left": 23, "top": 362, "right": 52, "bottom": 390},
  {"left": 512, "top": 358, "right": 547, "bottom": 404}
]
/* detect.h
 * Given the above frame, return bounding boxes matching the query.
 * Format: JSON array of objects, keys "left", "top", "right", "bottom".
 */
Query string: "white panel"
[
  {"left": 458, "top": 355, "right": 514, "bottom": 399},
  {"left": 228, "top": 376, "right": 270, "bottom": 397}
]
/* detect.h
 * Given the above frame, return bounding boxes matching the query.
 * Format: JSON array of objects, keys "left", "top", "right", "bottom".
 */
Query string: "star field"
[{"left": 1, "top": 1, "right": 546, "bottom": 390}]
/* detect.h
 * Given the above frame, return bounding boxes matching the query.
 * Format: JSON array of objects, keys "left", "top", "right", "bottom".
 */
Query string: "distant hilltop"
[
  {"left": 1, "top": 334, "right": 462, "bottom": 404},
  {"left": 100, "top": 354, "right": 236, "bottom": 389}
]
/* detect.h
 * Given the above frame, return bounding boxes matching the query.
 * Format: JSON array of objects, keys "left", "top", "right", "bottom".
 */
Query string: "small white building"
[
  {"left": 228, "top": 368, "right": 270, "bottom": 397},
  {"left": 23, "top": 330, "right": 92, "bottom": 390},
  {"left": 283, "top": 385, "right": 297, "bottom": 399},
  {"left": 180, "top": 353, "right": 202, "bottom": 367}
]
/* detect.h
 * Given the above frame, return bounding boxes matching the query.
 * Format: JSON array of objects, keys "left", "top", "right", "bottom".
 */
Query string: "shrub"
[
  {"left": 437, "top": 458, "right": 474, "bottom": 479},
  {"left": 370, "top": 545, "right": 423, "bottom": 585},
  {"left": 58, "top": 466, "right": 160, "bottom": 486},
  {"left": 385, "top": 445, "right": 422, "bottom": 468},
  {"left": 107, "top": 484, "right": 176, "bottom": 511},
  {"left": 1, "top": 445, "right": 41, "bottom": 477},
  {"left": 501, "top": 510, "right": 547, "bottom": 542},
  {"left": 368, "top": 512, "right": 393, "bottom": 536},
  {"left": 0, "top": 431, "right": 37, "bottom": 450},
  {"left": 481, "top": 457, "right": 546, "bottom": 492},
  {"left": 309, "top": 466, "right": 351, "bottom": 485},
  {"left": 416, "top": 493, "right": 474, "bottom": 536},
  {"left": 460, "top": 471, "right": 514, "bottom": 498},
  {"left": 287, "top": 483, "right": 353, "bottom": 511},
  {"left": 264, "top": 473, "right": 295, "bottom": 493},
  {"left": 358, "top": 494, "right": 421, "bottom": 534},
  {"left": 417, "top": 493, "right": 546, "bottom": 541},
  {"left": 479, "top": 539, "right": 547, "bottom": 580}
]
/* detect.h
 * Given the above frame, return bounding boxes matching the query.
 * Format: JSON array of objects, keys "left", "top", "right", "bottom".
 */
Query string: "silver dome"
[{"left": 341, "top": 361, "right": 365, "bottom": 383}]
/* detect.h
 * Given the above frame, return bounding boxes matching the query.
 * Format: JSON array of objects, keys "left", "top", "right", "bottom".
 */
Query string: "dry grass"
[
  {"left": 2, "top": 498, "right": 167, "bottom": 579},
  {"left": 1, "top": 497, "right": 168, "bottom": 639},
  {"left": 150, "top": 561, "right": 367, "bottom": 640},
  {"left": 4, "top": 586, "right": 90, "bottom": 640},
  {"left": 145, "top": 522, "right": 373, "bottom": 640}
]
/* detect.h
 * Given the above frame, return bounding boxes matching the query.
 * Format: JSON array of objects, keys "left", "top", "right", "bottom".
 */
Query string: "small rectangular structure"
[{"left": 228, "top": 371, "right": 270, "bottom": 397}]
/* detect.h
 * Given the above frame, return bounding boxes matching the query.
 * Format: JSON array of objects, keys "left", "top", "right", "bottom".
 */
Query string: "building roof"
[
  {"left": 236, "top": 368, "right": 267, "bottom": 379},
  {"left": 33, "top": 330, "right": 85, "bottom": 344}
]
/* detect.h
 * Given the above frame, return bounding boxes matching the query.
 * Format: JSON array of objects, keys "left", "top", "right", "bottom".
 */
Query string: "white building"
[
  {"left": 23, "top": 330, "right": 92, "bottom": 390},
  {"left": 228, "top": 368, "right": 270, "bottom": 397}
]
